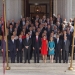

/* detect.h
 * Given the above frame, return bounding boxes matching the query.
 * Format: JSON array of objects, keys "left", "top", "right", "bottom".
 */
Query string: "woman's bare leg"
[
  {"left": 50, "top": 55, "right": 52, "bottom": 63},
  {"left": 44, "top": 55, "right": 47, "bottom": 63},
  {"left": 51, "top": 55, "right": 54, "bottom": 63},
  {"left": 42, "top": 55, "right": 45, "bottom": 63}
]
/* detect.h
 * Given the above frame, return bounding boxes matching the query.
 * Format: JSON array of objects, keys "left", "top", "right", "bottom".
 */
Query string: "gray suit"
[{"left": 62, "top": 40, "right": 70, "bottom": 63}]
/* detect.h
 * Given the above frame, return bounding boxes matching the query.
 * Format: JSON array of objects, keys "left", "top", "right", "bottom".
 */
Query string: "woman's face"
[
  {"left": 43, "top": 36, "right": 46, "bottom": 39},
  {"left": 50, "top": 37, "right": 53, "bottom": 41}
]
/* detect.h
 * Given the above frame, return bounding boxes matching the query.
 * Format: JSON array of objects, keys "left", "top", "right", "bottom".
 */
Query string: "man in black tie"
[
  {"left": 55, "top": 34, "right": 62, "bottom": 63},
  {"left": 23, "top": 34, "right": 32, "bottom": 63},
  {"left": 16, "top": 35, "right": 23, "bottom": 63},
  {"left": 33, "top": 32, "right": 41, "bottom": 63},
  {"left": 62, "top": 35, "right": 70, "bottom": 63}
]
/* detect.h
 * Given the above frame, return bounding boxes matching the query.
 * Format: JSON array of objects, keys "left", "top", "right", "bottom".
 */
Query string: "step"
[{"left": 0, "top": 63, "right": 75, "bottom": 75}]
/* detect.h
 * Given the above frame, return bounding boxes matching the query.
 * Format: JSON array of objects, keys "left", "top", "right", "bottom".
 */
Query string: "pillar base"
[
  {"left": 68, "top": 67, "right": 74, "bottom": 70},
  {"left": 6, "top": 66, "right": 10, "bottom": 70}
]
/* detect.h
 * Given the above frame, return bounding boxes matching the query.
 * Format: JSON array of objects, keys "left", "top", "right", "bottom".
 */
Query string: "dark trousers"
[
  {"left": 34, "top": 49, "right": 39, "bottom": 63},
  {"left": 30, "top": 46, "right": 33, "bottom": 59},
  {"left": 17, "top": 50, "right": 23, "bottom": 63},
  {"left": 55, "top": 51, "right": 61, "bottom": 63},
  {"left": 24, "top": 49, "right": 30, "bottom": 63},
  {"left": 10, "top": 50, "right": 15, "bottom": 63},
  {"left": 63, "top": 51, "right": 68, "bottom": 63}
]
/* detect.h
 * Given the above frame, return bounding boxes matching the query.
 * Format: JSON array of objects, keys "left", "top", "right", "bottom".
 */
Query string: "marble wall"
[
  {"left": 0, "top": 0, "right": 75, "bottom": 22},
  {"left": 0, "top": 0, "right": 3, "bottom": 17},
  {"left": 6, "top": 0, "right": 22, "bottom": 22},
  {"left": 72, "top": 0, "right": 75, "bottom": 19},
  {"left": 53, "top": 0, "right": 72, "bottom": 22}
]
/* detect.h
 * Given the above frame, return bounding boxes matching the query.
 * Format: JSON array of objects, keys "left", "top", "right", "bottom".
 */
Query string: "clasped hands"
[{"left": 25, "top": 46, "right": 29, "bottom": 49}]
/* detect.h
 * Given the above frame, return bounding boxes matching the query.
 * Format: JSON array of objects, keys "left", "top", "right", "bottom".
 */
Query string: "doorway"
[{"left": 24, "top": 0, "right": 53, "bottom": 18}]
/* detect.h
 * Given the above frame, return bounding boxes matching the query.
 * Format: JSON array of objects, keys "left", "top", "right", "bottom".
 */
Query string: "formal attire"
[
  {"left": 33, "top": 36, "right": 41, "bottom": 63},
  {"left": 8, "top": 39, "right": 16, "bottom": 63},
  {"left": 48, "top": 41, "right": 55, "bottom": 55},
  {"left": 23, "top": 38, "right": 32, "bottom": 63},
  {"left": 1, "top": 40, "right": 6, "bottom": 62},
  {"left": 16, "top": 38, "right": 23, "bottom": 63},
  {"left": 62, "top": 40, "right": 70, "bottom": 63},
  {"left": 55, "top": 38, "right": 62, "bottom": 63},
  {"left": 41, "top": 39, "right": 48, "bottom": 55}
]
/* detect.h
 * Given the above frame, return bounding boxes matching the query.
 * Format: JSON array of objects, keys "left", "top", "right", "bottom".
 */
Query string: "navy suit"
[
  {"left": 23, "top": 38, "right": 32, "bottom": 63},
  {"left": 55, "top": 39, "right": 62, "bottom": 63},
  {"left": 33, "top": 37, "right": 41, "bottom": 63},
  {"left": 16, "top": 39, "right": 23, "bottom": 63},
  {"left": 9, "top": 40, "right": 16, "bottom": 63}
]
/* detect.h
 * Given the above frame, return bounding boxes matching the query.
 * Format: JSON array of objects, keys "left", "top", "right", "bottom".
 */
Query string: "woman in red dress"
[
  {"left": 20, "top": 31, "right": 26, "bottom": 40},
  {"left": 41, "top": 35, "right": 48, "bottom": 63}
]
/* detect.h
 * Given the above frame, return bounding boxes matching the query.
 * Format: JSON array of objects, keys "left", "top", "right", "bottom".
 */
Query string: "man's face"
[
  {"left": 10, "top": 25, "right": 13, "bottom": 28},
  {"left": 56, "top": 35, "right": 59, "bottom": 38},
  {"left": 64, "top": 36, "right": 67, "bottom": 40},
  {"left": 19, "top": 35, "right": 22, "bottom": 38},
  {"left": 36, "top": 32, "right": 38, "bottom": 36},
  {"left": 26, "top": 34, "right": 29, "bottom": 38},
  {"left": 11, "top": 36, "right": 14, "bottom": 40}
]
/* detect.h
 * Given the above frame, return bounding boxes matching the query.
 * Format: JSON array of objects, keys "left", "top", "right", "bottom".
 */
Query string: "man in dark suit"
[
  {"left": 8, "top": 36, "right": 16, "bottom": 63},
  {"left": 16, "top": 35, "right": 23, "bottom": 63},
  {"left": 47, "top": 25, "right": 52, "bottom": 41},
  {"left": 33, "top": 32, "right": 41, "bottom": 63},
  {"left": 56, "top": 14, "right": 62, "bottom": 24},
  {"left": 20, "top": 18, "right": 25, "bottom": 27},
  {"left": 9, "top": 25, "right": 14, "bottom": 39},
  {"left": 55, "top": 34, "right": 62, "bottom": 63},
  {"left": 10, "top": 19, "right": 16, "bottom": 28},
  {"left": 23, "top": 33, "right": 32, "bottom": 63},
  {"left": 62, "top": 35, "right": 70, "bottom": 63}
]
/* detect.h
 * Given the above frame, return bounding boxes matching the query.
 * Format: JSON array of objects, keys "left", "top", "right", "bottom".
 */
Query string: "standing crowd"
[{"left": 0, "top": 15, "right": 75, "bottom": 63}]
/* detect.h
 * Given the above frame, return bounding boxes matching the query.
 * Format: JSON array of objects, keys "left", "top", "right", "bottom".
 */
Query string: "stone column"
[
  {"left": 0, "top": 0, "right": 2, "bottom": 17},
  {"left": 6, "top": 0, "right": 22, "bottom": 21},
  {"left": 24, "top": 0, "right": 30, "bottom": 17},
  {"left": 57, "top": 0, "right": 72, "bottom": 22},
  {"left": 21, "top": 0, "right": 24, "bottom": 18},
  {"left": 53, "top": 0, "right": 57, "bottom": 17},
  {"left": 50, "top": 0, "right": 53, "bottom": 17}
]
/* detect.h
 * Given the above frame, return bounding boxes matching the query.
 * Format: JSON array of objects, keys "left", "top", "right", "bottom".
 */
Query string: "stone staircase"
[
  {"left": 0, "top": 55, "right": 75, "bottom": 75},
  {"left": 0, "top": 63, "right": 75, "bottom": 75}
]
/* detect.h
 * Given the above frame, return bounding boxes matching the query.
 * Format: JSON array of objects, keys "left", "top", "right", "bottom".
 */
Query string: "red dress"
[
  {"left": 22, "top": 35, "right": 26, "bottom": 39},
  {"left": 41, "top": 39, "right": 47, "bottom": 55}
]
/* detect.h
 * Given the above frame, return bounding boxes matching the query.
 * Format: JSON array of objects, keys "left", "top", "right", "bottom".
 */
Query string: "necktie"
[
  {"left": 27, "top": 38, "right": 29, "bottom": 42},
  {"left": 57, "top": 39, "right": 59, "bottom": 43},
  {"left": 64, "top": 40, "right": 66, "bottom": 45}
]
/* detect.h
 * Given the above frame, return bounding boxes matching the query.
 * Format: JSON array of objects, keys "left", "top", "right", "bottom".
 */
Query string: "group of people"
[{"left": 0, "top": 14, "right": 75, "bottom": 63}]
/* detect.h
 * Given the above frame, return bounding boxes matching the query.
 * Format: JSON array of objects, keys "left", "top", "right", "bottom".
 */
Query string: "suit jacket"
[
  {"left": 56, "top": 18, "right": 62, "bottom": 23},
  {"left": 16, "top": 39, "right": 24, "bottom": 50},
  {"left": 8, "top": 40, "right": 17, "bottom": 51},
  {"left": 55, "top": 39, "right": 62, "bottom": 53},
  {"left": 62, "top": 40, "right": 70, "bottom": 51},
  {"left": 33, "top": 37, "right": 41, "bottom": 49},
  {"left": 23, "top": 38, "right": 32, "bottom": 50}
]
